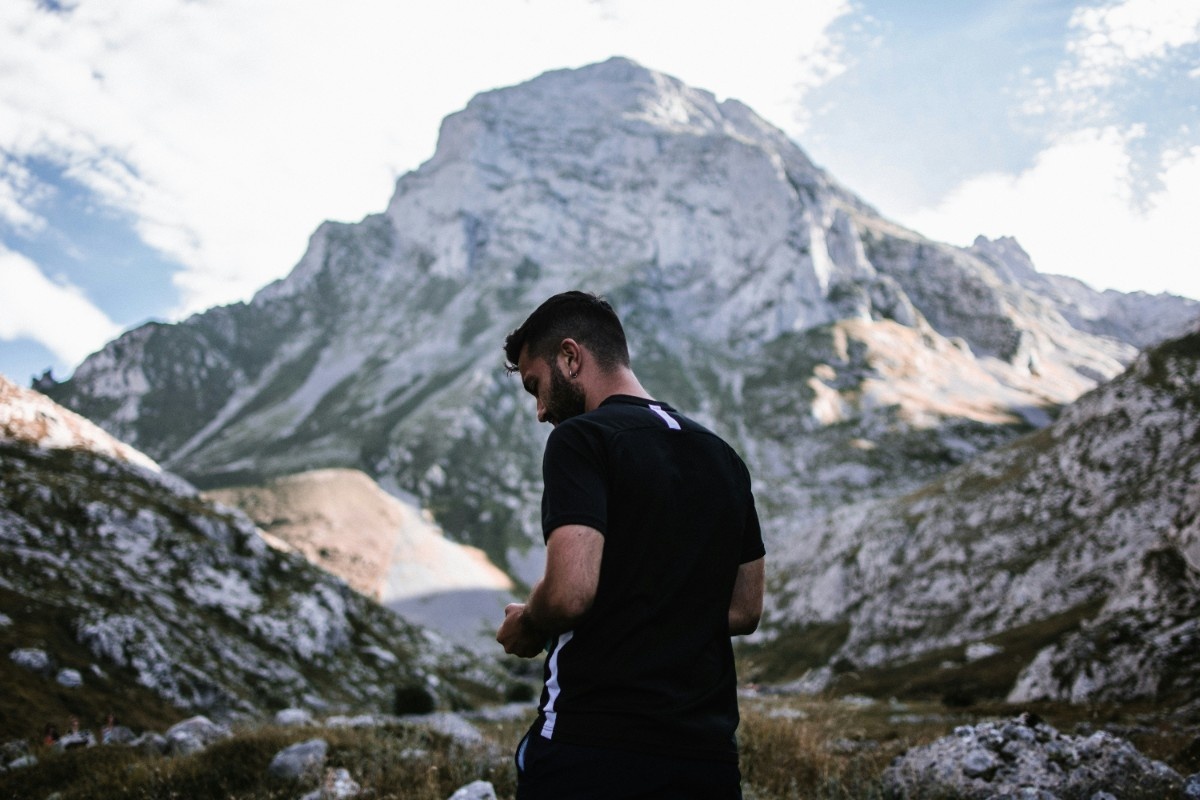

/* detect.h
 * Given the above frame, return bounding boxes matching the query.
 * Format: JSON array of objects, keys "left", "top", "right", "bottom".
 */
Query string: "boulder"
[
  {"left": 881, "top": 713, "right": 1182, "bottom": 799},
  {"left": 102, "top": 725, "right": 137, "bottom": 745},
  {"left": 1, "top": 740, "right": 33, "bottom": 771},
  {"left": 9, "top": 648, "right": 51, "bottom": 674},
  {"left": 54, "top": 731, "right": 96, "bottom": 751},
  {"left": 165, "top": 716, "right": 231, "bottom": 748},
  {"left": 447, "top": 781, "right": 497, "bottom": 800},
  {"left": 162, "top": 716, "right": 230, "bottom": 757},
  {"left": 1184, "top": 773, "right": 1200, "bottom": 799},
  {"left": 401, "top": 712, "right": 485, "bottom": 747},
  {"left": 274, "top": 708, "right": 315, "bottom": 727},
  {"left": 300, "top": 767, "right": 362, "bottom": 799},
  {"left": 267, "top": 738, "right": 328, "bottom": 782},
  {"left": 165, "top": 732, "right": 206, "bottom": 757},
  {"left": 55, "top": 668, "right": 83, "bottom": 687},
  {"left": 132, "top": 732, "right": 168, "bottom": 755}
]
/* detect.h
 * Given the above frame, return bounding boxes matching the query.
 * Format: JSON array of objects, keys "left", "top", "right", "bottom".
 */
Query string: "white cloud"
[
  {"left": 901, "top": 127, "right": 1200, "bottom": 299},
  {"left": 0, "top": 155, "right": 48, "bottom": 235},
  {"left": 1063, "top": 0, "right": 1200, "bottom": 90},
  {"left": 0, "top": 0, "right": 851, "bottom": 323},
  {"left": 0, "top": 244, "right": 122, "bottom": 366}
]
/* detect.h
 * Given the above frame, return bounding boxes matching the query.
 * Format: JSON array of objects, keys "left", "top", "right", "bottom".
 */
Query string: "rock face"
[
  {"left": 766, "top": 328, "right": 1200, "bottom": 704},
  {"left": 881, "top": 713, "right": 1182, "bottom": 799},
  {"left": 0, "top": 384, "right": 503, "bottom": 717}
]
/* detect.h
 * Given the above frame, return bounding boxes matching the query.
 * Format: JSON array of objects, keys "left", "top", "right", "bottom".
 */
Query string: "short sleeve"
[{"left": 541, "top": 421, "right": 609, "bottom": 540}]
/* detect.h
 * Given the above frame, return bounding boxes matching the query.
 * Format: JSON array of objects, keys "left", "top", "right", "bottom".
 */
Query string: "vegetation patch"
[
  {"left": 830, "top": 599, "right": 1107, "bottom": 705},
  {"left": 738, "top": 621, "right": 851, "bottom": 684}
]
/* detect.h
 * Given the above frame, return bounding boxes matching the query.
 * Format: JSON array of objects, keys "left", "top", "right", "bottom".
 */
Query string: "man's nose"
[{"left": 536, "top": 398, "right": 548, "bottom": 423}]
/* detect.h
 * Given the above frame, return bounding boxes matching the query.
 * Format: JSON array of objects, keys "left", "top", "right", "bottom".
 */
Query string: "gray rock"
[
  {"left": 5, "top": 754, "right": 37, "bottom": 770},
  {"left": 55, "top": 668, "right": 83, "bottom": 687},
  {"left": 1, "top": 739, "right": 29, "bottom": 762},
  {"left": 447, "top": 780, "right": 497, "bottom": 800},
  {"left": 132, "top": 732, "right": 167, "bottom": 755},
  {"left": 273, "top": 707, "right": 315, "bottom": 727},
  {"left": 1183, "top": 773, "right": 1200, "bottom": 799},
  {"left": 165, "top": 732, "right": 206, "bottom": 757},
  {"left": 102, "top": 725, "right": 137, "bottom": 745},
  {"left": 401, "top": 712, "right": 484, "bottom": 747},
  {"left": 300, "top": 767, "right": 362, "bottom": 799},
  {"left": 9, "top": 648, "right": 50, "bottom": 674},
  {"left": 962, "top": 748, "right": 1000, "bottom": 779},
  {"left": 54, "top": 731, "right": 96, "bottom": 751},
  {"left": 881, "top": 714, "right": 1182, "bottom": 800},
  {"left": 267, "top": 738, "right": 328, "bottom": 782},
  {"left": 165, "top": 715, "right": 231, "bottom": 747},
  {"left": 2, "top": 740, "right": 35, "bottom": 772}
]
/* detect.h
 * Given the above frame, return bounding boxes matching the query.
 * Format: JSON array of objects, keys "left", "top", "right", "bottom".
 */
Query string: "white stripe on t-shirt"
[
  {"left": 648, "top": 404, "right": 681, "bottom": 430},
  {"left": 540, "top": 630, "right": 573, "bottom": 739}
]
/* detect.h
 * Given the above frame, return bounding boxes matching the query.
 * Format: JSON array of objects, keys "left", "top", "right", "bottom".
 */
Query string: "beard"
[{"left": 545, "top": 362, "right": 587, "bottom": 426}]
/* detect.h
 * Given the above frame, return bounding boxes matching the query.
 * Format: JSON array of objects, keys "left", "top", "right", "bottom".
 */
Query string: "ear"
[{"left": 558, "top": 338, "right": 584, "bottom": 374}]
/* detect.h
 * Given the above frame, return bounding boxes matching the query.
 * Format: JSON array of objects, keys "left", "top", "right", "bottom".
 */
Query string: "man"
[{"left": 497, "top": 290, "right": 766, "bottom": 799}]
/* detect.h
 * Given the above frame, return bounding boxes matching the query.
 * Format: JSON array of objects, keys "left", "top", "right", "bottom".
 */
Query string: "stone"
[
  {"left": 300, "top": 767, "right": 362, "bottom": 800},
  {"left": 447, "top": 780, "right": 497, "bottom": 800},
  {"left": 267, "top": 738, "right": 328, "bottom": 782},
  {"left": 102, "top": 725, "right": 137, "bottom": 745},
  {"left": 165, "top": 716, "right": 231, "bottom": 748},
  {"left": 54, "top": 731, "right": 96, "bottom": 751},
  {"left": 165, "top": 732, "right": 205, "bottom": 757},
  {"left": 962, "top": 748, "right": 1000, "bottom": 779},
  {"left": 9, "top": 648, "right": 50, "bottom": 674},
  {"left": 881, "top": 715, "right": 1182, "bottom": 800},
  {"left": 1182, "top": 773, "right": 1200, "bottom": 799},
  {"left": 132, "top": 732, "right": 167, "bottom": 755},
  {"left": 401, "top": 711, "right": 485, "bottom": 747},
  {"left": 55, "top": 668, "right": 83, "bottom": 687},
  {"left": 274, "top": 708, "right": 315, "bottom": 727}
]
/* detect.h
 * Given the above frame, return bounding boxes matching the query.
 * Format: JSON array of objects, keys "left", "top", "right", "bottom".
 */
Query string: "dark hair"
[{"left": 504, "top": 291, "right": 630, "bottom": 373}]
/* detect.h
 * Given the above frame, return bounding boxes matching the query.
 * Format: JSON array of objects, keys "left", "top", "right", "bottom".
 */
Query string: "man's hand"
[{"left": 497, "top": 602, "right": 547, "bottom": 658}]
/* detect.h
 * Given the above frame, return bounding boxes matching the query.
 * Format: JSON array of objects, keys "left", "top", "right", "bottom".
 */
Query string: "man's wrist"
[{"left": 521, "top": 605, "right": 545, "bottom": 637}]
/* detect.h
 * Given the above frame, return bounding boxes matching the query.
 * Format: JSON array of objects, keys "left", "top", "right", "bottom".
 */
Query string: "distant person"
[
  {"left": 497, "top": 291, "right": 766, "bottom": 799},
  {"left": 59, "top": 716, "right": 93, "bottom": 749},
  {"left": 42, "top": 722, "right": 59, "bottom": 746},
  {"left": 101, "top": 713, "right": 116, "bottom": 744}
]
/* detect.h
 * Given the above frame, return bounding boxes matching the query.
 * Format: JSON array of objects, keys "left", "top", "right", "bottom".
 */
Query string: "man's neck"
[{"left": 584, "top": 368, "right": 652, "bottom": 413}]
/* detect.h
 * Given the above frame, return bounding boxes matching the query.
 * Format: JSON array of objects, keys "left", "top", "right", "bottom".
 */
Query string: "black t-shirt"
[{"left": 534, "top": 394, "right": 765, "bottom": 762}]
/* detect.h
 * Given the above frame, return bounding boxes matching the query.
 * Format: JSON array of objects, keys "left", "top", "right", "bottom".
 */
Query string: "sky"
[{"left": 1, "top": 0, "right": 1197, "bottom": 384}]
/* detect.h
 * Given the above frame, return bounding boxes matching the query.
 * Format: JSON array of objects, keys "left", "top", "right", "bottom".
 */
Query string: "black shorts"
[{"left": 515, "top": 728, "right": 743, "bottom": 800}]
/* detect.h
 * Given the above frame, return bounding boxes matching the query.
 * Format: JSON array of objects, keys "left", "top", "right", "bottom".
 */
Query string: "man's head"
[
  {"left": 504, "top": 291, "right": 631, "bottom": 426},
  {"left": 504, "top": 291, "right": 630, "bottom": 375}
]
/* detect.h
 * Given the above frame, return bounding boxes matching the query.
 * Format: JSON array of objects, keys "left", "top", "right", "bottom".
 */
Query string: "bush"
[{"left": 393, "top": 683, "right": 436, "bottom": 715}]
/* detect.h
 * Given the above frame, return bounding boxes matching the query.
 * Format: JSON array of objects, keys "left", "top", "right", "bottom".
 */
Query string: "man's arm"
[
  {"left": 728, "top": 556, "right": 765, "bottom": 636},
  {"left": 497, "top": 524, "right": 604, "bottom": 658}
]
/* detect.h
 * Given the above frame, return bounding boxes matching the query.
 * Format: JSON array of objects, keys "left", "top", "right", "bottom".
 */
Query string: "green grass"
[{"left": 821, "top": 599, "right": 1107, "bottom": 706}]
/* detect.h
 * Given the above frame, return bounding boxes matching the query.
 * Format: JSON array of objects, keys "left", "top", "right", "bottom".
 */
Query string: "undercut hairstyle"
[{"left": 504, "top": 291, "right": 631, "bottom": 374}]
